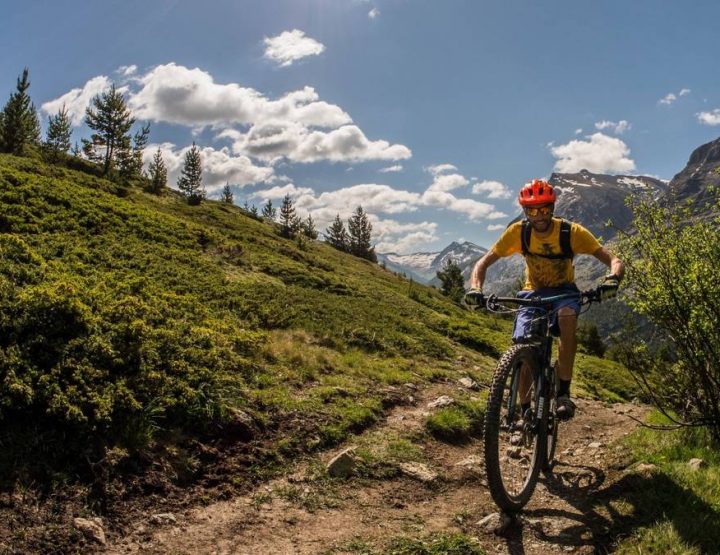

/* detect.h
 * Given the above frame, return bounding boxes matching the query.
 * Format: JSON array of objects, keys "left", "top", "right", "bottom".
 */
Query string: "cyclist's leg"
[{"left": 556, "top": 306, "right": 578, "bottom": 418}]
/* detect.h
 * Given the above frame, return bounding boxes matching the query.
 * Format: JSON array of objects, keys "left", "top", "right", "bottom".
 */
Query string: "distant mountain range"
[{"left": 379, "top": 135, "right": 719, "bottom": 340}]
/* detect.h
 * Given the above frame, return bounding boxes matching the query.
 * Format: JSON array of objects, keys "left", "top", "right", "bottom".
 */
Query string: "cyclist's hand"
[
  {"left": 464, "top": 288, "right": 486, "bottom": 307},
  {"left": 599, "top": 274, "right": 620, "bottom": 301}
]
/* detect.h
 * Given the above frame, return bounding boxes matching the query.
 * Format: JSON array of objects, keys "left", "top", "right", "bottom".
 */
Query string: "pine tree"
[
  {"left": 44, "top": 104, "right": 72, "bottom": 161},
  {"left": 279, "top": 194, "right": 301, "bottom": 237},
  {"left": 177, "top": 142, "right": 205, "bottom": 205},
  {"left": 325, "top": 214, "right": 349, "bottom": 252},
  {"left": 0, "top": 68, "right": 41, "bottom": 155},
  {"left": 348, "top": 205, "right": 376, "bottom": 261},
  {"left": 117, "top": 122, "right": 150, "bottom": 180},
  {"left": 147, "top": 147, "right": 167, "bottom": 194},
  {"left": 221, "top": 183, "right": 234, "bottom": 204},
  {"left": 83, "top": 83, "right": 135, "bottom": 176},
  {"left": 261, "top": 199, "right": 277, "bottom": 221},
  {"left": 249, "top": 205, "right": 259, "bottom": 218},
  {"left": 436, "top": 258, "right": 465, "bottom": 303},
  {"left": 302, "top": 214, "right": 318, "bottom": 240}
]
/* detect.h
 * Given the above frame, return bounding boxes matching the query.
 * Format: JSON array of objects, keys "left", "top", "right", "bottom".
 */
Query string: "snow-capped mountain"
[{"left": 378, "top": 241, "right": 487, "bottom": 283}]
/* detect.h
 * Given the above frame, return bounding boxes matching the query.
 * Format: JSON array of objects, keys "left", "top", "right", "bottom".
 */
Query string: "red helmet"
[{"left": 518, "top": 178, "right": 556, "bottom": 207}]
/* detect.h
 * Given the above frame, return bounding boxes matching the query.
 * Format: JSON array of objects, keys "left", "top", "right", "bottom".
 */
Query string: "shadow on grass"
[{"left": 499, "top": 462, "right": 720, "bottom": 554}]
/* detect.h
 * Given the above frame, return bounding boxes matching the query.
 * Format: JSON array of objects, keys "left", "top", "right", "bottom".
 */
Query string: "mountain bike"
[{"left": 472, "top": 287, "right": 603, "bottom": 513}]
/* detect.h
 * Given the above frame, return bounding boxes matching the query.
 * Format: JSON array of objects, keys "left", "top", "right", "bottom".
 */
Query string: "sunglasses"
[{"left": 524, "top": 206, "right": 553, "bottom": 217}]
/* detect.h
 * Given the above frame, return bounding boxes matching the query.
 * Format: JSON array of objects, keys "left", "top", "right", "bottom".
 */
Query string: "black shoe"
[{"left": 556, "top": 395, "right": 576, "bottom": 420}]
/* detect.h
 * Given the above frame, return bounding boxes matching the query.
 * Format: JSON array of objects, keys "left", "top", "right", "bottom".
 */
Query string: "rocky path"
[{"left": 108, "top": 384, "right": 648, "bottom": 555}]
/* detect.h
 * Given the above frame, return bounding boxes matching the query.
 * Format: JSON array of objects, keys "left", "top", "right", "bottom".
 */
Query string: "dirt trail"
[{"left": 108, "top": 384, "right": 648, "bottom": 555}]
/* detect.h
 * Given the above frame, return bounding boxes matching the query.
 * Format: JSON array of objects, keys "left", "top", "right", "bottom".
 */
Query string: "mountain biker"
[{"left": 467, "top": 178, "right": 624, "bottom": 420}]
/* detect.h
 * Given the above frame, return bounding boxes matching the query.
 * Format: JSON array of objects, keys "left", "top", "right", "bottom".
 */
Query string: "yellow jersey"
[{"left": 491, "top": 218, "right": 602, "bottom": 290}]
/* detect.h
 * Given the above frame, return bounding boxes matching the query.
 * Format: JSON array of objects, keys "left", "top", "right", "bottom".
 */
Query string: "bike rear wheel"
[{"left": 484, "top": 344, "right": 547, "bottom": 512}]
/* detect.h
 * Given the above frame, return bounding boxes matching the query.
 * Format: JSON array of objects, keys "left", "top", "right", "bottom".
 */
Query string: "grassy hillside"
[{"left": 0, "top": 153, "right": 643, "bottom": 549}]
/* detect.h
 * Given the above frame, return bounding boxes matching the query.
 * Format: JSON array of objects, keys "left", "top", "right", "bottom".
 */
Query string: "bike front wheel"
[{"left": 484, "top": 344, "right": 547, "bottom": 512}]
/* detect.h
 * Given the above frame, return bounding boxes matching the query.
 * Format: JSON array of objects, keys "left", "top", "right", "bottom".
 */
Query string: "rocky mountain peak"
[{"left": 667, "top": 136, "right": 720, "bottom": 207}]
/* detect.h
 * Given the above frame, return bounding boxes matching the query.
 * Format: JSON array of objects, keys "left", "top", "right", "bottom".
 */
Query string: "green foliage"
[
  {"left": 220, "top": 183, "right": 234, "bottom": 204},
  {"left": 177, "top": 142, "right": 205, "bottom": 205},
  {"left": 348, "top": 205, "right": 376, "bottom": 261},
  {"left": 147, "top": 147, "right": 167, "bottom": 194},
  {"left": 577, "top": 322, "right": 606, "bottom": 357},
  {"left": 261, "top": 198, "right": 276, "bottom": 221},
  {"left": 279, "top": 193, "right": 300, "bottom": 238},
  {"left": 615, "top": 192, "right": 720, "bottom": 440},
  {"left": 82, "top": 83, "right": 135, "bottom": 176},
  {"left": 44, "top": 104, "right": 72, "bottom": 161},
  {"left": 0, "top": 68, "right": 41, "bottom": 155},
  {"left": 301, "top": 214, "right": 318, "bottom": 240},
  {"left": 436, "top": 258, "right": 464, "bottom": 303},
  {"left": 325, "top": 213, "right": 349, "bottom": 252},
  {"left": 385, "top": 533, "right": 485, "bottom": 555}
]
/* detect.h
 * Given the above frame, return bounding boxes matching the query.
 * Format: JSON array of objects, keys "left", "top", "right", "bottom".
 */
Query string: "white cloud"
[
  {"left": 697, "top": 109, "right": 720, "bottom": 126},
  {"left": 594, "top": 120, "right": 631, "bottom": 134},
  {"left": 41, "top": 75, "right": 112, "bottom": 126},
  {"left": 427, "top": 163, "right": 457, "bottom": 176},
  {"left": 472, "top": 180, "right": 511, "bottom": 199},
  {"left": 420, "top": 190, "right": 506, "bottom": 221},
  {"left": 249, "top": 183, "right": 314, "bottom": 201},
  {"left": 263, "top": 29, "right": 325, "bottom": 67},
  {"left": 487, "top": 224, "right": 506, "bottom": 231},
  {"left": 659, "top": 88, "right": 690, "bottom": 106},
  {"left": 550, "top": 132, "right": 636, "bottom": 174},
  {"left": 574, "top": 128, "right": 583, "bottom": 135},
  {"left": 144, "top": 142, "right": 275, "bottom": 192},
  {"left": 371, "top": 219, "right": 439, "bottom": 254},
  {"left": 379, "top": 164, "right": 403, "bottom": 173},
  {"left": 117, "top": 64, "right": 137, "bottom": 76},
  {"left": 426, "top": 172, "right": 469, "bottom": 193},
  {"left": 128, "top": 64, "right": 350, "bottom": 128},
  {"left": 368, "top": 7, "right": 380, "bottom": 18}
]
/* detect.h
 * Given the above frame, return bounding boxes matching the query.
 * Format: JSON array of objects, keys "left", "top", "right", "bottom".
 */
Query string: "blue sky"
[{"left": 3, "top": 0, "right": 720, "bottom": 252}]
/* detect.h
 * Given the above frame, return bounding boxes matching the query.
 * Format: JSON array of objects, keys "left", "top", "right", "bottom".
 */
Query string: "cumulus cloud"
[
  {"left": 550, "top": 132, "right": 636, "bottom": 174},
  {"left": 427, "top": 163, "right": 457, "bottom": 176},
  {"left": 263, "top": 29, "right": 325, "bottom": 67},
  {"left": 379, "top": 164, "right": 403, "bottom": 173},
  {"left": 594, "top": 120, "right": 631, "bottom": 134},
  {"left": 659, "top": 88, "right": 690, "bottom": 105},
  {"left": 421, "top": 190, "right": 506, "bottom": 221},
  {"left": 697, "top": 109, "right": 720, "bottom": 126},
  {"left": 248, "top": 183, "right": 314, "bottom": 201},
  {"left": 41, "top": 75, "right": 112, "bottom": 126},
  {"left": 128, "top": 64, "right": 350, "bottom": 128},
  {"left": 575, "top": 128, "right": 583, "bottom": 135},
  {"left": 222, "top": 121, "right": 411, "bottom": 164},
  {"left": 472, "top": 180, "right": 511, "bottom": 199},
  {"left": 368, "top": 7, "right": 380, "bottom": 18},
  {"left": 117, "top": 64, "right": 137, "bottom": 76},
  {"left": 487, "top": 224, "right": 506, "bottom": 231},
  {"left": 144, "top": 143, "right": 275, "bottom": 192},
  {"left": 426, "top": 172, "right": 469, "bottom": 193}
]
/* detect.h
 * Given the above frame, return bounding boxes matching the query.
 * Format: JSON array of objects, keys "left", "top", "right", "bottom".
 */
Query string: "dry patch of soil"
[{"left": 108, "top": 384, "right": 648, "bottom": 555}]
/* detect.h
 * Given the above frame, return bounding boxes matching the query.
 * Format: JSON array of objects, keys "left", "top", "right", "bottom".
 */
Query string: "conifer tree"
[
  {"left": 249, "top": 205, "right": 259, "bottom": 218},
  {"left": 221, "top": 183, "right": 234, "bottom": 204},
  {"left": 0, "top": 67, "right": 41, "bottom": 155},
  {"left": 261, "top": 198, "right": 277, "bottom": 221},
  {"left": 147, "top": 147, "right": 167, "bottom": 194},
  {"left": 83, "top": 83, "right": 135, "bottom": 176},
  {"left": 302, "top": 214, "right": 318, "bottom": 240},
  {"left": 325, "top": 214, "right": 349, "bottom": 252},
  {"left": 348, "top": 205, "right": 376, "bottom": 261},
  {"left": 177, "top": 142, "right": 205, "bottom": 205},
  {"left": 436, "top": 258, "right": 465, "bottom": 303},
  {"left": 44, "top": 104, "right": 72, "bottom": 160},
  {"left": 117, "top": 122, "right": 150, "bottom": 180},
  {"left": 279, "top": 194, "right": 301, "bottom": 237}
]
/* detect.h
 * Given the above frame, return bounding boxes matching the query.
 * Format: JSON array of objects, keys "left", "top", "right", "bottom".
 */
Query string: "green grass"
[
  {"left": 599, "top": 413, "right": 720, "bottom": 553},
  {"left": 425, "top": 400, "right": 485, "bottom": 443},
  {"left": 326, "top": 533, "right": 486, "bottom": 555}
]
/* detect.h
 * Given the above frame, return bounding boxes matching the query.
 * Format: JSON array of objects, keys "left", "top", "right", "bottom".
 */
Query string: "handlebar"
[{"left": 469, "top": 286, "right": 604, "bottom": 312}]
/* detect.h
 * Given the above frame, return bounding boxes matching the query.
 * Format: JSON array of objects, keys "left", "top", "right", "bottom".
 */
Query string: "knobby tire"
[{"left": 484, "top": 344, "right": 547, "bottom": 512}]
